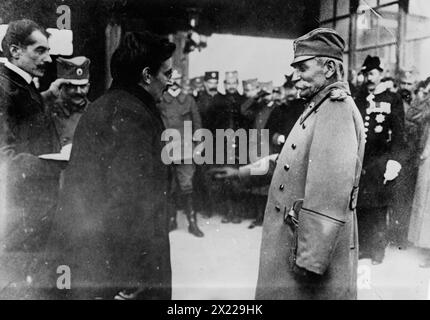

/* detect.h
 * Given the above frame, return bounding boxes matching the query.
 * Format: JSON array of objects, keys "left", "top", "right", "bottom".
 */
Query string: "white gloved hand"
[
  {"left": 383, "top": 160, "right": 401, "bottom": 184},
  {"left": 249, "top": 153, "right": 279, "bottom": 176}
]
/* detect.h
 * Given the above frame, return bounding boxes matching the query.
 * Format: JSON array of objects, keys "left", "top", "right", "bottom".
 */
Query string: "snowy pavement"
[{"left": 170, "top": 213, "right": 430, "bottom": 300}]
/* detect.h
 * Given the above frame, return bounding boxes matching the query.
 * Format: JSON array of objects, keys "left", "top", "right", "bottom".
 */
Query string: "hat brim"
[
  {"left": 68, "top": 79, "right": 89, "bottom": 85},
  {"left": 291, "top": 55, "right": 316, "bottom": 66},
  {"left": 361, "top": 66, "right": 384, "bottom": 73}
]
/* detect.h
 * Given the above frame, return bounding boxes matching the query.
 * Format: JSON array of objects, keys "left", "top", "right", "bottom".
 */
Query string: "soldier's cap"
[
  {"left": 56, "top": 56, "right": 91, "bottom": 85},
  {"left": 224, "top": 71, "right": 239, "bottom": 82},
  {"left": 273, "top": 86, "right": 283, "bottom": 93},
  {"left": 361, "top": 55, "right": 383, "bottom": 73},
  {"left": 399, "top": 70, "right": 415, "bottom": 84},
  {"left": 259, "top": 81, "right": 273, "bottom": 93},
  {"left": 242, "top": 78, "right": 258, "bottom": 88},
  {"left": 291, "top": 28, "right": 345, "bottom": 66},
  {"left": 204, "top": 71, "right": 219, "bottom": 81},
  {"left": 190, "top": 76, "right": 204, "bottom": 88}
]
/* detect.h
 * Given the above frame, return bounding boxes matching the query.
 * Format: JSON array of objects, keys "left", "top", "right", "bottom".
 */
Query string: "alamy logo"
[
  {"left": 161, "top": 121, "right": 271, "bottom": 175},
  {"left": 56, "top": 265, "right": 71, "bottom": 290},
  {"left": 56, "top": 5, "right": 71, "bottom": 30}
]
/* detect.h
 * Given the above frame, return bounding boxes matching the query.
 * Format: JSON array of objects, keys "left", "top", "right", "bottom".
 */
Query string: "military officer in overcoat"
[
  {"left": 213, "top": 28, "right": 365, "bottom": 299},
  {"left": 354, "top": 56, "right": 405, "bottom": 264}
]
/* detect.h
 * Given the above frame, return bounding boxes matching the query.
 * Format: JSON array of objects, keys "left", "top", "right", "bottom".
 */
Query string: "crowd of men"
[
  {"left": 0, "top": 17, "right": 429, "bottom": 300},
  {"left": 160, "top": 69, "right": 306, "bottom": 233}
]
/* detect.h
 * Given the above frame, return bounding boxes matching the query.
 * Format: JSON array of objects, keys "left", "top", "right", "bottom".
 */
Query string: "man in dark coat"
[
  {"left": 266, "top": 78, "right": 305, "bottom": 154},
  {"left": 241, "top": 81, "right": 277, "bottom": 228},
  {"left": 207, "top": 71, "right": 246, "bottom": 223},
  {"left": 41, "top": 31, "right": 176, "bottom": 300},
  {"left": 193, "top": 71, "right": 220, "bottom": 217},
  {"left": 196, "top": 71, "right": 219, "bottom": 129},
  {"left": 354, "top": 56, "right": 405, "bottom": 265},
  {"left": 214, "top": 28, "right": 365, "bottom": 300},
  {"left": 0, "top": 19, "right": 65, "bottom": 299}
]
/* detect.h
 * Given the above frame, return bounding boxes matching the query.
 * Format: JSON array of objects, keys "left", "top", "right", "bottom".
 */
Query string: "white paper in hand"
[{"left": 39, "top": 144, "right": 72, "bottom": 161}]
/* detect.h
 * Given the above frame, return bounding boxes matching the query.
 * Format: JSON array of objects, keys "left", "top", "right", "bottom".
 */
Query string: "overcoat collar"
[
  {"left": 300, "top": 81, "right": 351, "bottom": 124},
  {"left": 110, "top": 81, "right": 164, "bottom": 128}
]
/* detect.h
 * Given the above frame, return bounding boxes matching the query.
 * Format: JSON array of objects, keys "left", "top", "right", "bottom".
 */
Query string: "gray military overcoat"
[{"left": 255, "top": 81, "right": 365, "bottom": 300}]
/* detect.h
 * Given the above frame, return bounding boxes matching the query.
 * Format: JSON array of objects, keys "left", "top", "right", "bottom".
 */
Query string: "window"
[
  {"left": 405, "top": 0, "right": 430, "bottom": 79},
  {"left": 354, "top": 2, "right": 399, "bottom": 75}
]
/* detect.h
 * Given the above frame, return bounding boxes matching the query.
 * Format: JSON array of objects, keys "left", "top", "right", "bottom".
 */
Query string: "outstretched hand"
[{"left": 208, "top": 167, "right": 239, "bottom": 179}]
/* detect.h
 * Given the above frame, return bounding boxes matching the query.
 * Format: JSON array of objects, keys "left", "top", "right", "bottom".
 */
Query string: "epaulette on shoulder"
[{"left": 329, "top": 88, "right": 348, "bottom": 101}]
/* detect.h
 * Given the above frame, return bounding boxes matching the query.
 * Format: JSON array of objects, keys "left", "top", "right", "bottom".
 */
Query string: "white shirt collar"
[{"left": 4, "top": 61, "right": 33, "bottom": 84}]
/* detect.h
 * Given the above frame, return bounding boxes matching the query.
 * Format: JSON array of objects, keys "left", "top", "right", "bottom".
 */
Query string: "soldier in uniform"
[
  {"left": 242, "top": 78, "right": 260, "bottom": 99},
  {"left": 46, "top": 56, "right": 91, "bottom": 148},
  {"left": 214, "top": 28, "right": 365, "bottom": 299},
  {"left": 196, "top": 71, "right": 219, "bottom": 128},
  {"left": 190, "top": 76, "right": 204, "bottom": 98},
  {"left": 158, "top": 70, "right": 204, "bottom": 237},
  {"left": 389, "top": 70, "right": 419, "bottom": 247},
  {"left": 354, "top": 56, "right": 405, "bottom": 264}
]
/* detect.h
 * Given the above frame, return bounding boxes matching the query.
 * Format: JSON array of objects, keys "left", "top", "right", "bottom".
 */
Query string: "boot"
[
  {"left": 187, "top": 211, "right": 204, "bottom": 237},
  {"left": 185, "top": 194, "right": 204, "bottom": 237},
  {"left": 248, "top": 219, "right": 263, "bottom": 229}
]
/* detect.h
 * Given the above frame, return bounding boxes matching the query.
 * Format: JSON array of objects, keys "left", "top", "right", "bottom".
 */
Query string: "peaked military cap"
[
  {"left": 291, "top": 28, "right": 345, "bottom": 66},
  {"left": 204, "top": 71, "right": 219, "bottom": 81},
  {"left": 190, "top": 76, "right": 204, "bottom": 88},
  {"left": 259, "top": 81, "right": 274, "bottom": 93},
  {"left": 56, "top": 56, "right": 90, "bottom": 85},
  {"left": 225, "top": 71, "right": 239, "bottom": 82},
  {"left": 242, "top": 78, "right": 258, "bottom": 88}
]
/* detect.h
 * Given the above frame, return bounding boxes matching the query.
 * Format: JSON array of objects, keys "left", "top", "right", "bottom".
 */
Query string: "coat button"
[
  {"left": 279, "top": 184, "right": 284, "bottom": 190},
  {"left": 302, "top": 123, "right": 306, "bottom": 129},
  {"left": 284, "top": 164, "right": 290, "bottom": 171},
  {"left": 275, "top": 205, "right": 281, "bottom": 211},
  {"left": 291, "top": 143, "right": 297, "bottom": 150}
]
